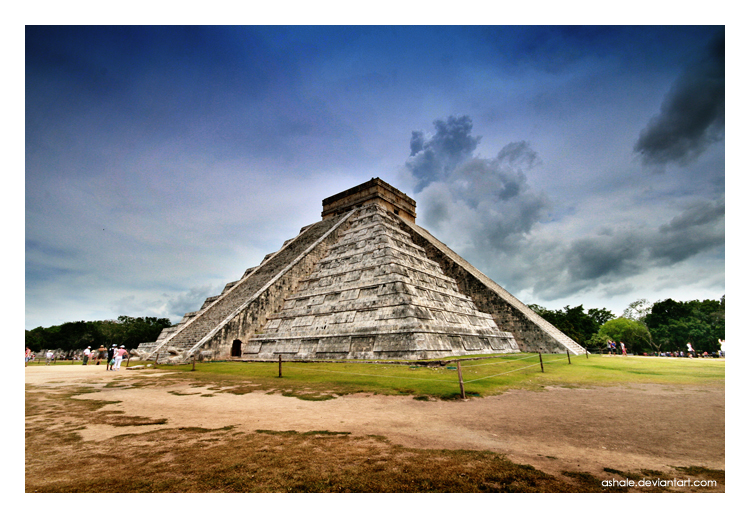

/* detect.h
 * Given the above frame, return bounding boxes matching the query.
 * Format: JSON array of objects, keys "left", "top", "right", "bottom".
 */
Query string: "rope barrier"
[
  {"left": 276, "top": 354, "right": 568, "bottom": 385},
  {"left": 463, "top": 356, "right": 568, "bottom": 383},
  {"left": 463, "top": 361, "right": 540, "bottom": 383},
  {"left": 459, "top": 354, "right": 538, "bottom": 369},
  {"left": 286, "top": 363, "right": 457, "bottom": 383}
]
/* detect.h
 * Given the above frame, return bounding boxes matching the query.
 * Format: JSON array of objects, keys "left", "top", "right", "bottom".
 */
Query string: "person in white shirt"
[{"left": 113, "top": 346, "right": 128, "bottom": 371}]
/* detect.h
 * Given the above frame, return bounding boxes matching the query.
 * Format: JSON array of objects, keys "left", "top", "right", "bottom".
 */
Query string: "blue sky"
[{"left": 25, "top": 25, "right": 726, "bottom": 329}]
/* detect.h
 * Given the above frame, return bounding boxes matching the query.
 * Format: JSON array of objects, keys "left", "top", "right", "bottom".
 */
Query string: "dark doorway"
[{"left": 231, "top": 340, "right": 242, "bottom": 357}]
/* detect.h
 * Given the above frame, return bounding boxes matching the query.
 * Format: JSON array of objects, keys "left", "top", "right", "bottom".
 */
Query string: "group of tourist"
[
  {"left": 602, "top": 338, "right": 726, "bottom": 358},
  {"left": 656, "top": 350, "right": 719, "bottom": 358},
  {"left": 25, "top": 344, "right": 129, "bottom": 370},
  {"left": 81, "top": 345, "right": 129, "bottom": 370},
  {"left": 606, "top": 340, "right": 627, "bottom": 356}
]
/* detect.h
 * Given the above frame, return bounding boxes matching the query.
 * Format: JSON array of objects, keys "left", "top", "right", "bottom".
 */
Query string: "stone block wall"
[
  {"left": 399, "top": 219, "right": 585, "bottom": 355},
  {"left": 246, "top": 204, "right": 519, "bottom": 360}
]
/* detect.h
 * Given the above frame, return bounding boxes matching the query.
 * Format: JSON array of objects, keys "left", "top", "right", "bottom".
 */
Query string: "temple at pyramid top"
[
  {"left": 321, "top": 177, "right": 417, "bottom": 222},
  {"left": 136, "top": 179, "right": 584, "bottom": 363}
]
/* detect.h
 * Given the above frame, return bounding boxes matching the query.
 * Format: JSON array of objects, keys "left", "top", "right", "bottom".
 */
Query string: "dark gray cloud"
[
  {"left": 497, "top": 141, "right": 541, "bottom": 170},
  {"left": 407, "top": 115, "right": 481, "bottom": 191},
  {"left": 566, "top": 233, "right": 646, "bottom": 282},
  {"left": 650, "top": 197, "right": 725, "bottom": 263},
  {"left": 634, "top": 32, "right": 725, "bottom": 166},
  {"left": 513, "top": 197, "right": 725, "bottom": 301},
  {"left": 407, "top": 116, "right": 551, "bottom": 255}
]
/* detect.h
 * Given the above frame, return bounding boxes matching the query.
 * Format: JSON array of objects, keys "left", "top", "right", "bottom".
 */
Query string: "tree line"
[
  {"left": 529, "top": 296, "right": 725, "bottom": 355},
  {"left": 25, "top": 316, "right": 172, "bottom": 353}
]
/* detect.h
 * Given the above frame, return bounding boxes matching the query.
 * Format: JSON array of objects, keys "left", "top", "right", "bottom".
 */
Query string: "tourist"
[
  {"left": 82, "top": 346, "right": 91, "bottom": 365},
  {"left": 106, "top": 344, "right": 116, "bottom": 371},
  {"left": 113, "top": 345, "right": 128, "bottom": 371},
  {"left": 45, "top": 350, "right": 54, "bottom": 365},
  {"left": 25, "top": 347, "right": 32, "bottom": 366},
  {"left": 620, "top": 342, "right": 627, "bottom": 357},
  {"left": 96, "top": 345, "right": 106, "bottom": 365},
  {"left": 687, "top": 342, "right": 694, "bottom": 358}
]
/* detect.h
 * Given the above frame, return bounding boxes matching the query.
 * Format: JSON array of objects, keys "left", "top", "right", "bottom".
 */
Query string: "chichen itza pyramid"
[{"left": 136, "top": 178, "right": 584, "bottom": 363}]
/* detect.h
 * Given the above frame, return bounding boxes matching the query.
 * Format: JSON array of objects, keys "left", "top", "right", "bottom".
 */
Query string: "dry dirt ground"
[{"left": 25, "top": 365, "right": 724, "bottom": 492}]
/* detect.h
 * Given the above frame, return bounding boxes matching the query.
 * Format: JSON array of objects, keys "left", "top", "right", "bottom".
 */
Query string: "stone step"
[{"left": 144, "top": 216, "right": 341, "bottom": 357}]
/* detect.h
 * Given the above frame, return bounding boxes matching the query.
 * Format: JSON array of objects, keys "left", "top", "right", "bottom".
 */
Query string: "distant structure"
[{"left": 136, "top": 178, "right": 583, "bottom": 363}]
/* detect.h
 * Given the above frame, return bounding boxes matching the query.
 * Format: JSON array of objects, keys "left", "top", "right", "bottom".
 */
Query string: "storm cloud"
[
  {"left": 407, "top": 116, "right": 724, "bottom": 305},
  {"left": 634, "top": 32, "right": 725, "bottom": 166},
  {"left": 407, "top": 115, "right": 481, "bottom": 191},
  {"left": 510, "top": 196, "right": 723, "bottom": 302},
  {"left": 406, "top": 117, "right": 551, "bottom": 255}
]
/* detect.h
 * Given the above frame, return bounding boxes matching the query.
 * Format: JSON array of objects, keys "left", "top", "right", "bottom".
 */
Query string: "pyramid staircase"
[{"left": 138, "top": 213, "right": 349, "bottom": 362}]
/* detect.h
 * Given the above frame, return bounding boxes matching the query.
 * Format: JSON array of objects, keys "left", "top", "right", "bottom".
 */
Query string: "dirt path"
[{"left": 25, "top": 366, "right": 724, "bottom": 480}]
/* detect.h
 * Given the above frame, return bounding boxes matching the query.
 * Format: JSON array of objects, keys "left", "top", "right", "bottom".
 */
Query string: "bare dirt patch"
[{"left": 25, "top": 365, "right": 724, "bottom": 492}]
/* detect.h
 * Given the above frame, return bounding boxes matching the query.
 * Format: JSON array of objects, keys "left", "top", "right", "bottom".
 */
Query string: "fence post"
[
  {"left": 567, "top": 350, "right": 571, "bottom": 364},
  {"left": 538, "top": 352, "right": 544, "bottom": 373},
  {"left": 126, "top": 355, "right": 130, "bottom": 367},
  {"left": 154, "top": 353, "right": 159, "bottom": 368},
  {"left": 278, "top": 354, "right": 282, "bottom": 378},
  {"left": 457, "top": 360, "right": 466, "bottom": 399},
  {"left": 585, "top": 349, "right": 589, "bottom": 359},
  {"left": 192, "top": 354, "right": 196, "bottom": 371}
]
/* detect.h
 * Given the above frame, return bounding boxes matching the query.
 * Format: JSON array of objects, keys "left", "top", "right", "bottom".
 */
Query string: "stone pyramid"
[{"left": 136, "top": 179, "right": 584, "bottom": 363}]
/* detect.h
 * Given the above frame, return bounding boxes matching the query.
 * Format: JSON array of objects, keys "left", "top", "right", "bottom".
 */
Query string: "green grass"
[{"left": 145, "top": 354, "right": 723, "bottom": 401}]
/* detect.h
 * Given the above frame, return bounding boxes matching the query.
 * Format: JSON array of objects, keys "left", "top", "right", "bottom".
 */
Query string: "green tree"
[
  {"left": 25, "top": 316, "right": 173, "bottom": 353},
  {"left": 115, "top": 316, "right": 172, "bottom": 349},
  {"left": 586, "top": 307, "right": 615, "bottom": 326},
  {"left": 596, "top": 318, "right": 654, "bottom": 355},
  {"left": 528, "top": 304, "right": 613, "bottom": 348},
  {"left": 621, "top": 299, "right": 653, "bottom": 323},
  {"left": 645, "top": 297, "right": 724, "bottom": 353}
]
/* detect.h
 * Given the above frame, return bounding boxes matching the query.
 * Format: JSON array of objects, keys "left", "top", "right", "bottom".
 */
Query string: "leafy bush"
[{"left": 596, "top": 318, "right": 653, "bottom": 354}]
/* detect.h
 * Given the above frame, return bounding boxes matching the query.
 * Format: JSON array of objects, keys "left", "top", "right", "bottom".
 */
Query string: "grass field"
[
  {"left": 25, "top": 353, "right": 724, "bottom": 493},
  {"left": 148, "top": 353, "right": 725, "bottom": 400}
]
